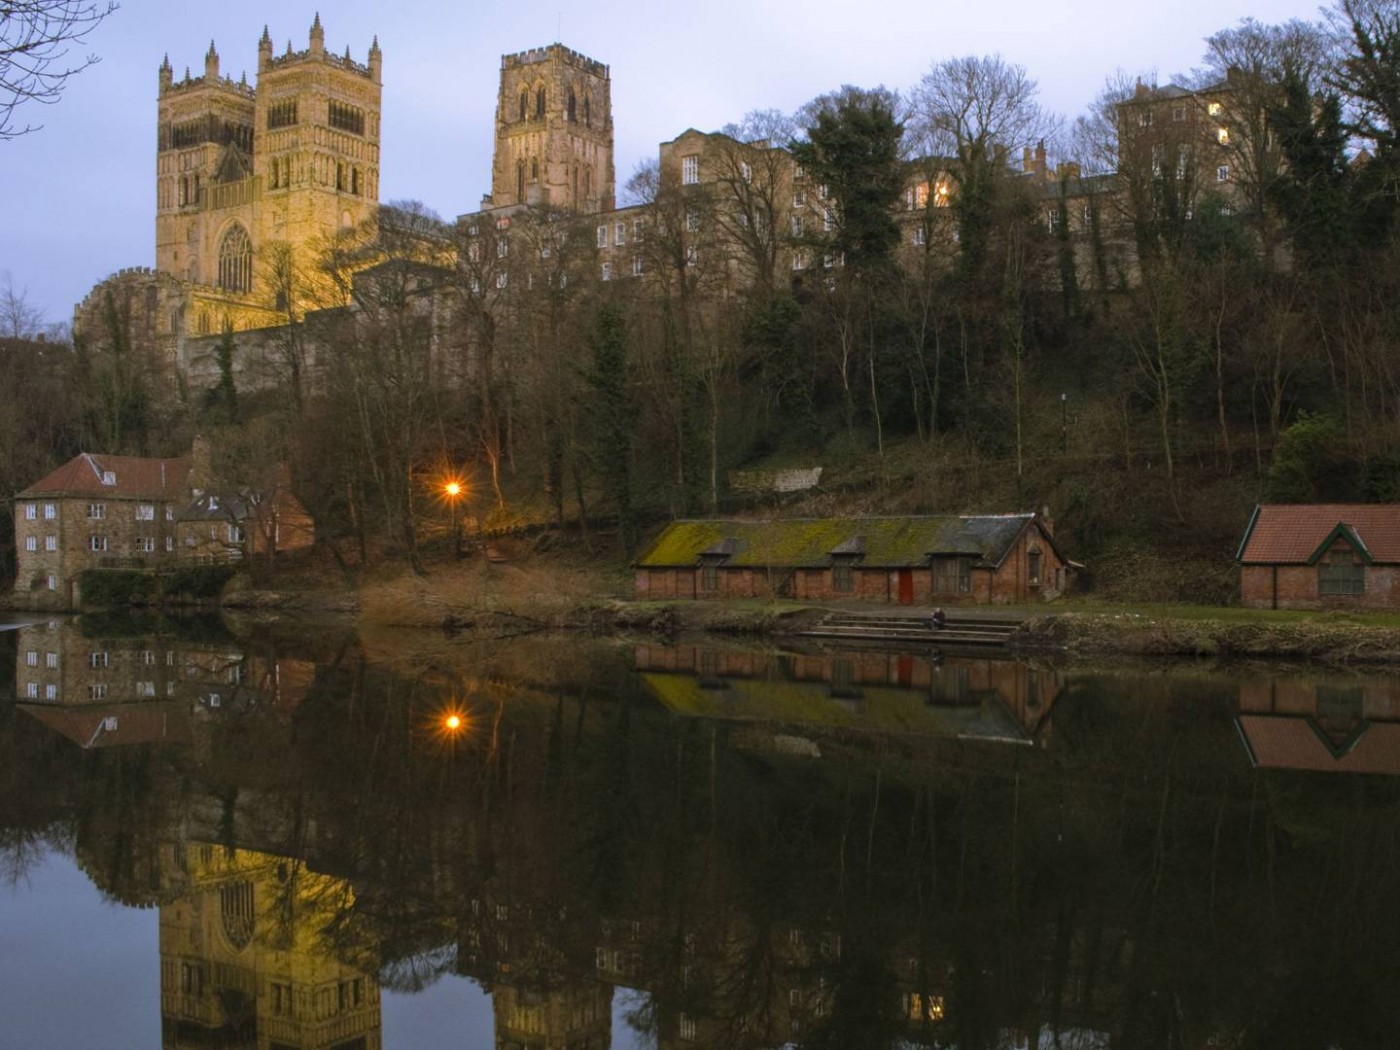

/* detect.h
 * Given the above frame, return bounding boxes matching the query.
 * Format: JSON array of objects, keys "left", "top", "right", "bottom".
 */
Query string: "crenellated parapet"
[{"left": 502, "top": 44, "right": 608, "bottom": 79}]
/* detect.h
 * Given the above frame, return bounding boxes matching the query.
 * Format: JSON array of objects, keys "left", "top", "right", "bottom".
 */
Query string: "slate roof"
[
  {"left": 1237, "top": 504, "right": 1400, "bottom": 564},
  {"left": 1236, "top": 715, "right": 1400, "bottom": 776},
  {"left": 18, "top": 453, "right": 190, "bottom": 501},
  {"left": 636, "top": 515, "right": 1051, "bottom": 569},
  {"left": 177, "top": 491, "right": 257, "bottom": 522}
]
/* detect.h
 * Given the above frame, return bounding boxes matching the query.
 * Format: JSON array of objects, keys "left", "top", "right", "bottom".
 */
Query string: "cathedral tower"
[
  {"left": 156, "top": 16, "right": 381, "bottom": 321},
  {"left": 490, "top": 45, "right": 614, "bottom": 213}
]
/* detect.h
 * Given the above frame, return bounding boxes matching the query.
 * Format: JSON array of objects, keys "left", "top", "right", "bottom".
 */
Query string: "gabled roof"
[
  {"left": 19, "top": 702, "right": 190, "bottom": 749},
  {"left": 1236, "top": 716, "right": 1400, "bottom": 776},
  {"left": 18, "top": 453, "right": 190, "bottom": 501},
  {"left": 636, "top": 514, "right": 1053, "bottom": 569},
  {"left": 1237, "top": 504, "right": 1400, "bottom": 564},
  {"left": 178, "top": 491, "right": 256, "bottom": 523}
]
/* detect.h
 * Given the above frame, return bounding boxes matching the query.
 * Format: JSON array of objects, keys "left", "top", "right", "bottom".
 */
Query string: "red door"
[{"left": 897, "top": 569, "right": 914, "bottom": 605}]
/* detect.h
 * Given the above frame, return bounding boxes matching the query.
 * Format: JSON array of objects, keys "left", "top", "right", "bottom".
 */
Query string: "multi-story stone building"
[{"left": 14, "top": 452, "right": 190, "bottom": 606}]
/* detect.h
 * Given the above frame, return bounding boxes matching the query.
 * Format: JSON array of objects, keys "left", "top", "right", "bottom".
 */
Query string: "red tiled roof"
[
  {"left": 1238, "top": 504, "right": 1400, "bottom": 564},
  {"left": 18, "top": 453, "right": 190, "bottom": 500},
  {"left": 1237, "top": 715, "right": 1400, "bottom": 776},
  {"left": 19, "top": 702, "right": 191, "bottom": 749}
]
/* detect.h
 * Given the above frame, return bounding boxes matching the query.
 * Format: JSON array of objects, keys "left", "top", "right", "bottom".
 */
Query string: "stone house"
[
  {"left": 1237, "top": 503, "right": 1400, "bottom": 609},
  {"left": 634, "top": 514, "right": 1069, "bottom": 605},
  {"left": 13, "top": 452, "right": 191, "bottom": 607},
  {"left": 175, "top": 486, "right": 315, "bottom": 564}
]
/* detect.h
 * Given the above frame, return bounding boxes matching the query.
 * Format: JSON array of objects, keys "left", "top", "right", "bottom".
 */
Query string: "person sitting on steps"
[{"left": 929, "top": 607, "right": 946, "bottom": 631}]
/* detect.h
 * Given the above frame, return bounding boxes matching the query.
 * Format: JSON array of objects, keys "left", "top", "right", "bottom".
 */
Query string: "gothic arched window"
[
  {"left": 217, "top": 224, "right": 253, "bottom": 293},
  {"left": 530, "top": 157, "right": 538, "bottom": 182},
  {"left": 517, "top": 162, "right": 526, "bottom": 203},
  {"left": 536, "top": 87, "right": 545, "bottom": 118},
  {"left": 519, "top": 91, "right": 528, "bottom": 121},
  {"left": 567, "top": 90, "right": 576, "bottom": 123},
  {"left": 584, "top": 95, "right": 591, "bottom": 127},
  {"left": 584, "top": 167, "right": 591, "bottom": 198}
]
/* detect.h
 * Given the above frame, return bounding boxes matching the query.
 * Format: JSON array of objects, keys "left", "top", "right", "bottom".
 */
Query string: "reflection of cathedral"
[{"left": 158, "top": 842, "right": 381, "bottom": 1050}]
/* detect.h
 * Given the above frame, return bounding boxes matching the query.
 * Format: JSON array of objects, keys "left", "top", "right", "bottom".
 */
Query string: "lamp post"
[{"left": 444, "top": 481, "right": 462, "bottom": 559}]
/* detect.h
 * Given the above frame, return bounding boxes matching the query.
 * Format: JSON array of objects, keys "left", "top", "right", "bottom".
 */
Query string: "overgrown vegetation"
[{"left": 4, "top": 1, "right": 1400, "bottom": 604}]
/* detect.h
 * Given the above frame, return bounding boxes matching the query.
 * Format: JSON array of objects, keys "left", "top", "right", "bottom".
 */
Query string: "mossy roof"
[{"left": 635, "top": 515, "right": 1038, "bottom": 569}]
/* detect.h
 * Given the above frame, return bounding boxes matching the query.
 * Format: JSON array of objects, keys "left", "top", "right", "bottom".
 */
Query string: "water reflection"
[{"left": 3, "top": 624, "right": 1400, "bottom": 1048}]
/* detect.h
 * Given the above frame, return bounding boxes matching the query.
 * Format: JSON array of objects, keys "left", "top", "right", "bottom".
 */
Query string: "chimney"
[{"left": 1039, "top": 505, "right": 1054, "bottom": 535}]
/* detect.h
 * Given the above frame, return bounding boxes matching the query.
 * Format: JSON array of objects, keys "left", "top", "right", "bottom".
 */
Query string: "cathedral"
[{"left": 72, "top": 17, "right": 618, "bottom": 375}]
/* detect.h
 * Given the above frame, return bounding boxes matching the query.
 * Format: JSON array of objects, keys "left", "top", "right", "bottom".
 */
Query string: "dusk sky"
[{"left": 2, "top": 0, "right": 1324, "bottom": 325}]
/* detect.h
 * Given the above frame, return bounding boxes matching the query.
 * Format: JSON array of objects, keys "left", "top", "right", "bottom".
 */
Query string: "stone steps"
[{"left": 799, "top": 612, "right": 1022, "bottom": 647}]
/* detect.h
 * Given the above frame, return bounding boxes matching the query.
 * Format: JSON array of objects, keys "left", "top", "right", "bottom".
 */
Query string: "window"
[
  {"left": 89, "top": 535, "right": 107, "bottom": 552},
  {"left": 45, "top": 684, "right": 57, "bottom": 700},
  {"left": 1173, "top": 105, "right": 1187, "bottom": 121},
  {"left": 45, "top": 534, "right": 55, "bottom": 551},
  {"left": 137, "top": 537, "right": 155, "bottom": 553},
  {"left": 136, "top": 681, "right": 156, "bottom": 698},
  {"left": 88, "top": 503, "right": 105, "bottom": 519},
  {"left": 25, "top": 651, "right": 37, "bottom": 667},
  {"left": 1318, "top": 548, "right": 1365, "bottom": 595},
  {"left": 43, "top": 503, "right": 55, "bottom": 519},
  {"left": 632, "top": 255, "right": 644, "bottom": 277},
  {"left": 633, "top": 218, "right": 644, "bottom": 241},
  {"left": 794, "top": 164, "right": 805, "bottom": 179},
  {"left": 700, "top": 563, "right": 718, "bottom": 589},
  {"left": 934, "top": 557, "right": 972, "bottom": 595},
  {"left": 25, "top": 536, "right": 36, "bottom": 552},
  {"left": 1217, "top": 164, "right": 1230, "bottom": 182},
  {"left": 615, "top": 222, "right": 626, "bottom": 246},
  {"left": 536, "top": 87, "right": 546, "bottom": 118},
  {"left": 1138, "top": 109, "right": 1154, "bottom": 127},
  {"left": 496, "top": 236, "right": 508, "bottom": 259},
  {"left": 139, "top": 650, "right": 155, "bottom": 665},
  {"left": 24, "top": 504, "right": 36, "bottom": 520},
  {"left": 1208, "top": 101, "right": 1223, "bottom": 116},
  {"left": 601, "top": 262, "right": 612, "bottom": 282},
  {"left": 791, "top": 250, "right": 808, "bottom": 271},
  {"left": 1028, "top": 549, "right": 1042, "bottom": 585},
  {"left": 679, "top": 1014, "right": 698, "bottom": 1041},
  {"left": 823, "top": 206, "right": 835, "bottom": 231},
  {"left": 682, "top": 154, "right": 699, "bottom": 185},
  {"left": 832, "top": 561, "right": 854, "bottom": 592},
  {"left": 217, "top": 223, "right": 253, "bottom": 293},
  {"left": 740, "top": 161, "right": 752, "bottom": 182},
  {"left": 1047, "top": 209, "right": 1060, "bottom": 231},
  {"left": 25, "top": 683, "right": 38, "bottom": 699},
  {"left": 90, "top": 651, "right": 108, "bottom": 668},
  {"left": 686, "top": 207, "right": 700, "bottom": 233},
  {"left": 913, "top": 226, "right": 926, "bottom": 246},
  {"left": 791, "top": 215, "right": 804, "bottom": 238},
  {"left": 47, "top": 575, "right": 57, "bottom": 591},
  {"left": 597, "top": 224, "right": 608, "bottom": 248},
  {"left": 793, "top": 189, "right": 806, "bottom": 208},
  {"left": 101, "top": 470, "right": 115, "bottom": 486},
  {"left": 46, "top": 652, "right": 58, "bottom": 669},
  {"left": 136, "top": 504, "right": 155, "bottom": 521},
  {"left": 89, "top": 684, "right": 107, "bottom": 700},
  {"left": 166, "top": 536, "right": 174, "bottom": 552},
  {"left": 496, "top": 271, "right": 508, "bottom": 289},
  {"left": 685, "top": 244, "right": 698, "bottom": 267}
]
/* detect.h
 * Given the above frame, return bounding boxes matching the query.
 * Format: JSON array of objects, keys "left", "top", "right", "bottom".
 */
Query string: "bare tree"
[
  {"left": 1, "top": 1, "right": 118, "bottom": 139},
  {"left": 0, "top": 270, "right": 44, "bottom": 338}
]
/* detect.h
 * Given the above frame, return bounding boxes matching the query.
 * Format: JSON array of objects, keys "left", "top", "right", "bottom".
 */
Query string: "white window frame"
[
  {"left": 25, "top": 650, "right": 37, "bottom": 667},
  {"left": 25, "top": 536, "right": 37, "bottom": 552},
  {"left": 101, "top": 470, "right": 116, "bottom": 486},
  {"left": 45, "top": 535, "right": 56, "bottom": 552},
  {"left": 46, "top": 574, "right": 58, "bottom": 591},
  {"left": 25, "top": 683, "right": 38, "bottom": 699},
  {"left": 88, "top": 503, "right": 105, "bottom": 520},
  {"left": 24, "top": 504, "right": 36, "bottom": 520},
  {"left": 597, "top": 224, "right": 608, "bottom": 248},
  {"left": 632, "top": 255, "right": 643, "bottom": 277},
  {"left": 1217, "top": 165, "right": 1230, "bottom": 183},
  {"left": 45, "top": 652, "right": 58, "bottom": 668},
  {"left": 135, "top": 504, "right": 155, "bottom": 521},
  {"left": 614, "top": 222, "right": 626, "bottom": 246},
  {"left": 682, "top": 154, "right": 699, "bottom": 185},
  {"left": 89, "top": 684, "right": 107, "bottom": 701},
  {"left": 45, "top": 684, "right": 57, "bottom": 700},
  {"left": 89, "top": 535, "right": 107, "bottom": 552},
  {"left": 601, "top": 261, "right": 612, "bottom": 281},
  {"left": 43, "top": 503, "right": 55, "bottom": 520},
  {"left": 90, "top": 651, "right": 108, "bottom": 668}
]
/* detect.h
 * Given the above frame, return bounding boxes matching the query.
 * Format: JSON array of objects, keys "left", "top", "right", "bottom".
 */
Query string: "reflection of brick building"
[
  {"left": 1237, "top": 672, "right": 1400, "bottom": 775},
  {"left": 158, "top": 842, "right": 382, "bottom": 1050},
  {"left": 633, "top": 643, "right": 1060, "bottom": 745}
]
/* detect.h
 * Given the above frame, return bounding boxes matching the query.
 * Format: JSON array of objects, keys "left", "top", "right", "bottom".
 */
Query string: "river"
[{"left": 1, "top": 615, "right": 1397, "bottom": 1049}]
